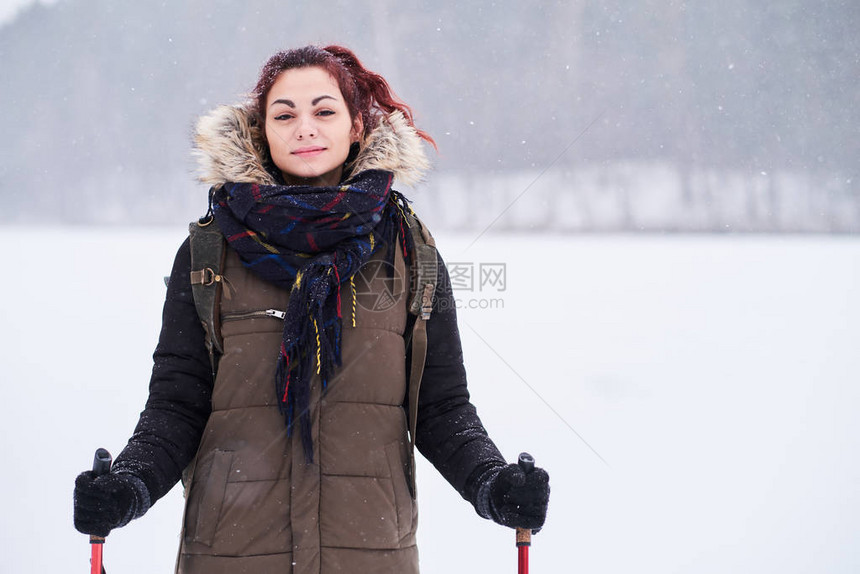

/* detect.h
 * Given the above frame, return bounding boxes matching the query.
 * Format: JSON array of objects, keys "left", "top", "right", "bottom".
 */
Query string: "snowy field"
[{"left": 1, "top": 226, "right": 858, "bottom": 573}]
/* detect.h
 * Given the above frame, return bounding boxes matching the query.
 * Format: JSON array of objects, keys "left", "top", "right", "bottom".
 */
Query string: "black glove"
[
  {"left": 477, "top": 463, "right": 550, "bottom": 530},
  {"left": 73, "top": 470, "right": 150, "bottom": 537}
]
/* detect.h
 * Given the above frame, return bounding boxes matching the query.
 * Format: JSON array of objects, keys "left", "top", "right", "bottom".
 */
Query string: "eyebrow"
[{"left": 269, "top": 95, "right": 337, "bottom": 108}]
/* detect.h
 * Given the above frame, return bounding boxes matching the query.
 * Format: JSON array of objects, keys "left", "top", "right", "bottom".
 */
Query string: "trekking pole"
[
  {"left": 89, "top": 448, "right": 112, "bottom": 574},
  {"left": 516, "top": 452, "right": 535, "bottom": 574}
]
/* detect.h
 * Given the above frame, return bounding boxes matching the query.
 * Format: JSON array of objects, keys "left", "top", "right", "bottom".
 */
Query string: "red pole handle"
[
  {"left": 91, "top": 544, "right": 104, "bottom": 574},
  {"left": 518, "top": 545, "right": 529, "bottom": 574}
]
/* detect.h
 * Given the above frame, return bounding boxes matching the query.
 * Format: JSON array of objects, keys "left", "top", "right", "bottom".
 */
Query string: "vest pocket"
[
  {"left": 189, "top": 449, "right": 234, "bottom": 546},
  {"left": 385, "top": 441, "right": 415, "bottom": 543}
]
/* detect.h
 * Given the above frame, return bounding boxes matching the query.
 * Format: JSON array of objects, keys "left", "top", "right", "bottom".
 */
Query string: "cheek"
[
  {"left": 337, "top": 120, "right": 357, "bottom": 149},
  {"left": 265, "top": 126, "right": 287, "bottom": 158}
]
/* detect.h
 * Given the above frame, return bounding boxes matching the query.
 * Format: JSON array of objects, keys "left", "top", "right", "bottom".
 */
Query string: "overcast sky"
[
  {"left": 0, "top": 0, "right": 28, "bottom": 25},
  {"left": 0, "top": 0, "right": 56, "bottom": 27}
]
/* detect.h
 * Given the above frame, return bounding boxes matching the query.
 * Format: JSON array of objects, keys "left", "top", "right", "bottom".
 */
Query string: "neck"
[{"left": 280, "top": 166, "right": 344, "bottom": 187}]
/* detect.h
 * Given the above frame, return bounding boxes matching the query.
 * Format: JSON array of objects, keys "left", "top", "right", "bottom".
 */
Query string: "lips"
[{"left": 292, "top": 146, "right": 326, "bottom": 157}]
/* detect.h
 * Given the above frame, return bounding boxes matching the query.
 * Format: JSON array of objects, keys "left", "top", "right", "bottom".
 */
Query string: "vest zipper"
[{"left": 221, "top": 308, "right": 286, "bottom": 322}]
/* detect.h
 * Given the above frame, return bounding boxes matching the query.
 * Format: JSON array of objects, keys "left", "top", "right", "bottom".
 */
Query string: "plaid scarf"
[{"left": 212, "top": 169, "right": 414, "bottom": 461}]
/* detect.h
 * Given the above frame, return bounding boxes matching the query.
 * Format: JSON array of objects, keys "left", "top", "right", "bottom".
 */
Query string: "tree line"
[{"left": 1, "top": 0, "right": 857, "bottom": 229}]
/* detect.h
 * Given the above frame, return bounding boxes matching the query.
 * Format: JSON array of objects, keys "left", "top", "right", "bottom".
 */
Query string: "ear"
[{"left": 350, "top": 113, "right": 364, "bottom": 142}]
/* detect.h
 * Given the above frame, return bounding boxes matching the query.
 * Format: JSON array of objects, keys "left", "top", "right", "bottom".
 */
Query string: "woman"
[{"left": 74, "top": 45, "right": 549, "bottom": 573}]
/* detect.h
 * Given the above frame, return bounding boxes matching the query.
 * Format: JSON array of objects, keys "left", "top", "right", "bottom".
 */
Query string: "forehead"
[{"left": 267, "top": 66, "right": 342, "bottom": 104}]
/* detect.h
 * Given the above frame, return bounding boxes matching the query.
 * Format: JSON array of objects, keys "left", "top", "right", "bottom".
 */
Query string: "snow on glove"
[
  {"left": 478, "top": 463, "right": 550, "bottom": 531},
  {"left": 74, "top": 470, "right": 151, "bottom": 537}
]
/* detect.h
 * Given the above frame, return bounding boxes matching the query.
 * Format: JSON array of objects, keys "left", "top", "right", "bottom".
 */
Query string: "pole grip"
[
  {"left": 90, "top": 448, "right": 112, "bottom": 546},
  {"left": 515, "top": 452, "right": 534, "bottom": 549},
  {"left": 518, "top": 452, "right": 534, "bottom": 473},
  {"left": 92, "top": 448, "right": 112, "bottom": 477}
]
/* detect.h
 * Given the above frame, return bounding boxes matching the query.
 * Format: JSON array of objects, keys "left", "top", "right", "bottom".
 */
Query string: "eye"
[
  {"left": 273, "top": 112, "right": 293, "bottom": 121},
  {"left": 316, "top": 109, "right": 335, "bottom": 117}
]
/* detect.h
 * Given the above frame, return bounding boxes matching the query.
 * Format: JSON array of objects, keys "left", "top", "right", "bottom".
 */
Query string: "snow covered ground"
[{"left": 1, "top": 226, "right": 858, "bottom": 573}]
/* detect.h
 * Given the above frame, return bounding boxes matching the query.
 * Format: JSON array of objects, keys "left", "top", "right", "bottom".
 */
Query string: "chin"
[
  {"left": 281, "top": 166, "right": 343, "bottom": 186},
  {"left": 281, "top": 169, "right": 342, "bottom": 187}
]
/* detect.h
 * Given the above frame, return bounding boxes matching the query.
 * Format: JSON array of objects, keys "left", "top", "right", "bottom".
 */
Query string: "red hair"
[{"left": 252, "top": 45, "right": 436, "bottom": 148}]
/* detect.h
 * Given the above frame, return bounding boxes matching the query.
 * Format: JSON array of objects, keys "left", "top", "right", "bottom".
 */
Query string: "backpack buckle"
[{"left": 190, "top": 267, "right": 218, "bottom": 286}]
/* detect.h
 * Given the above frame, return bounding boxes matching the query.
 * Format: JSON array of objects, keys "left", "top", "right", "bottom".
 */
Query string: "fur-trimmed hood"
[{"left": 193, "top": 103, "right": 430, "bottom": 187}]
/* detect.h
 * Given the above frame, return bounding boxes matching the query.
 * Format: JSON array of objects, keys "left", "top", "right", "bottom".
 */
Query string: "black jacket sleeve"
[
  {"left": 111, "top": 238, "right": 213, "bottom": 505},
  {"left": 411, "top": 251, "right": 507, "bottom": 508}
]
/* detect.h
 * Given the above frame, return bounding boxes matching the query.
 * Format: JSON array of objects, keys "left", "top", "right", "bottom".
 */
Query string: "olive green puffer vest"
[{"left": 176, "top": 242, "right": 419, "bottom": 574}]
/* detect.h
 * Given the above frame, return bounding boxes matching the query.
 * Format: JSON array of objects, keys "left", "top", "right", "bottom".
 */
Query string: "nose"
[{"left": 296, "top": 116, "right": 317, "bottom": 140}]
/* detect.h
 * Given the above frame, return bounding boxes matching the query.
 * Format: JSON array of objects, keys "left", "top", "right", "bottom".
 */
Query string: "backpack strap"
[
  {"left": 403, "top": 210, "right": 437, "bottom": 498},
  {"left": 188, "top": 213, "right": 227, "bottom": 378}
]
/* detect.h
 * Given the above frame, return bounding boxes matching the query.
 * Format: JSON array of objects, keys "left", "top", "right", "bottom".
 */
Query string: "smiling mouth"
[{"left": 292, "top": 146, "right": 326, "bottom": 156}]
